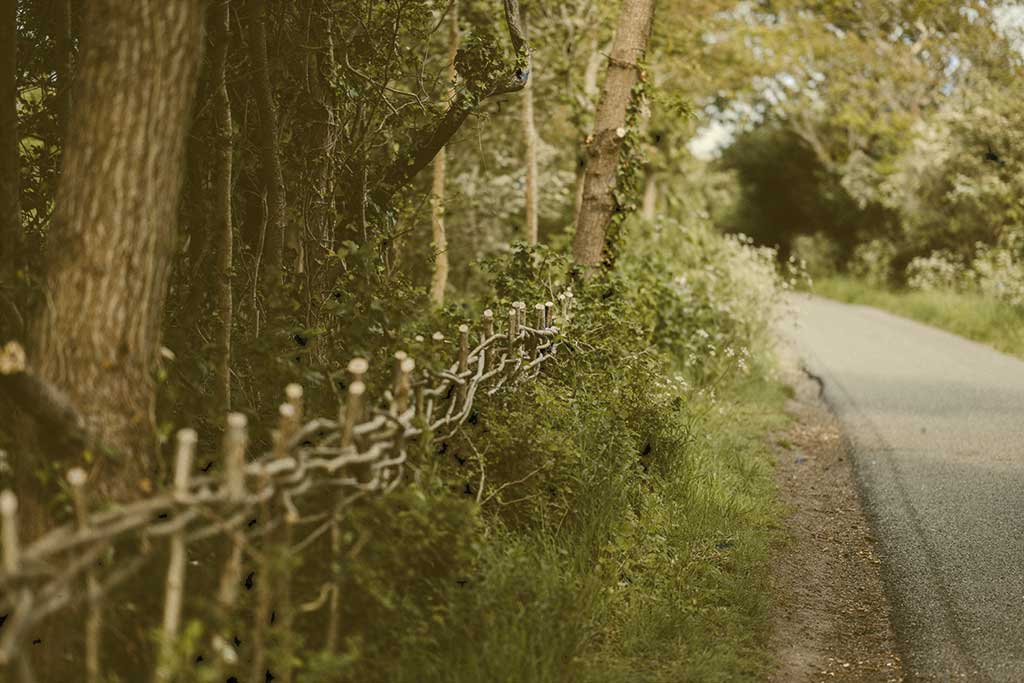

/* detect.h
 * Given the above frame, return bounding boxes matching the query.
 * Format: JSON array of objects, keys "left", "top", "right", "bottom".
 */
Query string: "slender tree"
[
  {"left": 210, "top": 0, "right": 233, "bottom": 414},
  {"left": 571, "top": 0, "right": 655, "bottom": 268},
  {"left": 307, "top": 0, "right": 336, "bottom": 249},
  {"left": 572, "top": 40, "right": 606, "bottom": 226},
  {"left": 521, "top": 10, "right": 538, "bottom": 245},
  {"left": 29, "top": 0, "right": 205, "bottom": 487},
  {"left": 245, "top": 0, "right": 287, "bottom": 292},
  {"left": 0, "top": 0, "right": 19, "bottom": 291},
  {"left": 641, "top": 167, "right": 657, "bottom": 221},
  {"left": 430, "top": 0, "right": 459, "bottom": 306}
]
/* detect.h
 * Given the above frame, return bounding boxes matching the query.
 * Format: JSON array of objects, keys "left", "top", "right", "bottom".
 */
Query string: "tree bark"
[
  {"left": 210, "top": 0, "right": 233, "bottom": 415},
  {"left": 0, "top": 0, "right": 19, "bottom": 288},
  {"left": 641, "top": 167, "right": 657, "bottom": 221},
  {"left": 521, "top": 12, "right": 538, "bottom": 245},
  {"left": 245, "top": 0, "right": 286, "bottom": 293},
  {"left": 429, "top": 0, "right": 458, "bottom": 306},
  {"left": 30, "top": 0, "right": 204, "bottom": 488},
  {"left": 571, "top": 0, "right": 655, "bottom": 268},
  {"left": 571, "top": 39, "right": 605, "bottom": 228}
]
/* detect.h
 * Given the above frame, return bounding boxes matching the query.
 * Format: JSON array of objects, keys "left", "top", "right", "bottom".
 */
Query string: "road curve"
[{"left": 783, "top": 294, "right": 1024, "bottom": 682}]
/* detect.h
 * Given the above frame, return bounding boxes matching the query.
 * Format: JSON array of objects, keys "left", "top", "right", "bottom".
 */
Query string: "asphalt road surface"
[{"left": 784, "top": 294, "right": 1024, "bottom": 682}]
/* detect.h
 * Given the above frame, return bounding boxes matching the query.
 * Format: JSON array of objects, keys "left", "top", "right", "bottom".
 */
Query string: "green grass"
[
  {"left": 814, "top": 276, "right": 1024, "bottom": 359},
  {"left": 384, "top": 376, "right": 790, "bottom": 683}
]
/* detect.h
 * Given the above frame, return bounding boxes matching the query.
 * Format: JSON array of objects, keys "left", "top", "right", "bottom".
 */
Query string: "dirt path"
[{"left": 770, "top": 344, "right": 903, "bottom": 682}]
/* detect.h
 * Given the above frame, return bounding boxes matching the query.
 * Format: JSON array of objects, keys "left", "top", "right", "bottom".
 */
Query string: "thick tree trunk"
[
  {"left": 210, "top": 0, "right": 233, "bottom": 414},
  {"left": 245, "top": 0, "right": 287, "bottom": 293},
  {"left": 571, "top": 0, "right": 655, "bottom": 268},
  {"left": 429, "top": 0, "right": 458, "bottom": 306},
  {"left": 0, "top": 0, "right": 19, "bottom": 288},
  {"left": 30, "top": 0, "right": 204, "bottom": 488},
  {"left": 522, "top": 17, "right": 539, "bottom": 245}
]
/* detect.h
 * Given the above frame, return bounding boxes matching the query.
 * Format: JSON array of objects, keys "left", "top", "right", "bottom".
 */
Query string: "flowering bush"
[
  {"left": 903, "top": 230, "right": 1024, "bottom": 310},
  {"left": 622, "top": 216, "right": 805, "bottom": 386},
  {"left": 972, "top": 232, "right": 1024, "bottom": 309},
  {"left": 906, "top": 250, "right": 967, "bottom": 292}
]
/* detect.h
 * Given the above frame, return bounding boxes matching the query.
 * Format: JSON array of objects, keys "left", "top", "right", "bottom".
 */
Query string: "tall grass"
[{"left": 341, "top": 377, "right": 788, "bottom": 683}]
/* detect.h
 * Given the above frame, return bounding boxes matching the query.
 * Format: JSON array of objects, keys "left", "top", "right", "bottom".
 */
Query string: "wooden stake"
[
  {"left": 1, "top": 490, "right": 19, "bottom": 575},
  {"left": 277, "top": 389, "right": 301, "bottom": 683},
  {"left": 223, "top": 412, "right": 248, "bottom": 501},
  {"left": 482, "top": 309, "right": 494, "bottom": 371},
  {"left": 340, "top": 358, "right": 368, "bottom": 427},
  {"left": 68, "top": 468, "right": 102, "bottom": 683},
  {"left": 508, "top": 308, "right": 519, "bottom": 357},
  {"left": 1, "top": 489, "right": 35, "bottom": 683},
  {"left": 327, "top": 359, "right": 367, "bottom": 653},
  {"left": 215, "top": 414, "right": 248, "bottom": 675},
  {"left": 155, "top": 430, "right": 196, "bottom": 683},
  {"left": 341, "top": 381, "right": 365, "bottom": 449},
  {"left": 395, "top": 355, "right": 414, "bottom": 414},
  {"left": 285, "top": 383, "right": 304, "bottom": 428},
  {"left": 456, "top": 325, "right": 470, "bottom": 407},
  {"left": 391, "top": 351, "right": 408, "bottom": 415},
  {"left": 532, "top": 303, "right": 546, "bottom": 357}
]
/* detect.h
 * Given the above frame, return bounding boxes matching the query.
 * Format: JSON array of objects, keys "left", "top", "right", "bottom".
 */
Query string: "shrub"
[
  {"left": 906, "top": 250, "right": 967, "bottom": 292},
  {"left": 849, "top": 238, "right": 898, "bottom": 287},
  {"left": 792, "top": 233, "right": 840, "bottom": 281}
]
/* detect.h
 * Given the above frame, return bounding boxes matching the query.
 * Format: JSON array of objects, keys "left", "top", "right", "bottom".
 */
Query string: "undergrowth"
[{"left": 296, "top": 217, "right": 796, "bottom": 682}]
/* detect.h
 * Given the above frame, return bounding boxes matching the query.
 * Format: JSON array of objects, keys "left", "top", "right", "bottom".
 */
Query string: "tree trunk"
[
  {"left": 30, "top": 0, "right": 204, "bottom": 489},
  {"left": 570, "top": 39, "right": 604, "bottom": 228},
  {"left": 641, "top": 168, "right": 657, "bottom": 221},
  {"left": 522, "top": 106, "right": 539, "bottom": 244},
  {"left": 429, "top": 0, "right": 458, "bottom": 306},
  {"left": 245, "top": 0, "right": 286, "bottom": 293},
  {"left": 571, "top": 0, "right": 655, "bottom": 268},
  {"left": 307, "top": 0, "right": 336, "bottom": 249},
  {"left": 210, "top": 0, "right": 233, "bottom": 415},
  {"left": 0, "top": 0, "right": 19, "bottom": 288},
  {"left": 521, "top": 15, "right": 538, "bottom": 246}
]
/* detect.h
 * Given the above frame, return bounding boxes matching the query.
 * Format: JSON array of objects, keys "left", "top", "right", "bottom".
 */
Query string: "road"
[{"left": 784, "top": 294, "right": 1024, "bottom": 682}]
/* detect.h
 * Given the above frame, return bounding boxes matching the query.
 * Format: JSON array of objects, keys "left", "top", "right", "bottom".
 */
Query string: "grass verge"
[
  {"left": 814, "top": 276, "right": 1024, "bottom": 359},
  {"left": 380, "top": 375, "right": 790, "bottom": 683}
]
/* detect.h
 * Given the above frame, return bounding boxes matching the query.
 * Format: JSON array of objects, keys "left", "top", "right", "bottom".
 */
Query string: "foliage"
[
  {"left": 2, "top": 0, "right": 818, "bottom": 679},
  {"left": 791, "top": 233, "right": 839, "bottom": 281},
  {"left": 903, "top": 230, "right": 1024, "bottom": 311},
  {"left": 848, "top": 238, "right": 898, "bottom": 288},
  {"left": 282, "top": 210, "right": 797, "bottom": 681}
]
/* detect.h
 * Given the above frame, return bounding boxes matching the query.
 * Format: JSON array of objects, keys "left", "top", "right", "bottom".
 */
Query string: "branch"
[
  {"left": 0, "top": 341, "right": 88, "bottom": 450},
  {"left": 374, "top": 0, "right": 531, "bottom": 204}
]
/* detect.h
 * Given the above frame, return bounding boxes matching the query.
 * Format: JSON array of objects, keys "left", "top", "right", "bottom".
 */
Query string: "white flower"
[{"left": 615, "top": 126, "right": 627, "bottom": 138}]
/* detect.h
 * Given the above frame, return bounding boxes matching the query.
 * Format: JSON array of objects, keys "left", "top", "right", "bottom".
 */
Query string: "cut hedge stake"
[
  {"left": 68, "top": 468, "right": 101, "bottom": 683},
  {"left": 155, "top": 429, "right": 196, "bottom": 683},
  {"left": 482, "top": 309, "right": 495, "bottom": 371}
]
